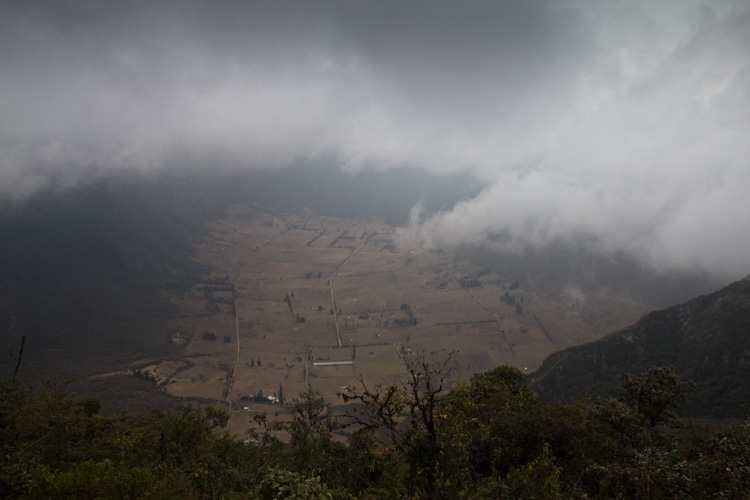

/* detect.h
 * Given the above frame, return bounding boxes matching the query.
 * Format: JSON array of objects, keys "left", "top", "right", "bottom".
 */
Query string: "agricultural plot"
[{"left": 126, "top": 204, "right": 651, "bottom": 436}]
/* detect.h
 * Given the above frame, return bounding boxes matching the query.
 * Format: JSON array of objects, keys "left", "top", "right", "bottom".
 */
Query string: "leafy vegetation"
[{"left": 3, "top": 356, "right": 749, "bottom": 499}]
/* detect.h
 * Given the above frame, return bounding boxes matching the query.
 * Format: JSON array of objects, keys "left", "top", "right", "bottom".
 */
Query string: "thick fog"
[{"left": 2, "top": 0, "right": 749, "bottom": 281}]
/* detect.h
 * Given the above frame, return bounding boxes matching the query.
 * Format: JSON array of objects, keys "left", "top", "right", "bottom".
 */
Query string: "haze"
[{"left": 2, "top": 0, "right": 749, "bottom": 281}]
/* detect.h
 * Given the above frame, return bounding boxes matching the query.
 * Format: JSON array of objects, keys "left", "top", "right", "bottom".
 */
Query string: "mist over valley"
[
  {"left": 0, "top": 166, "right": 735, "bottom": 415},
  {"left": 2, "top": 3, "right": 750, "bottom": 497}
]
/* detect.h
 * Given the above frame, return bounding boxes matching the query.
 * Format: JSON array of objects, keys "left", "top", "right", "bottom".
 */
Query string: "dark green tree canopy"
[{"left": 620, "top": 365, "right": 695, "bottom": 428}]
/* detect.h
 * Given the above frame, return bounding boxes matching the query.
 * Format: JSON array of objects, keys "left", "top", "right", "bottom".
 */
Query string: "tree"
[
  {"left": 249, "top": 412, "right": 284, "bottom": 450},
  {"left": 339, "top": 350, "right": 457, "bottom": 497},
  {"left": 592, "top": 396, "right": 652, "bottom": 450},
  {"left": 340, "top": 350, "right": 455, "bottom": 453},
  {"left": 436, "top": 366, "right": 539, "bottom": 488},
  {"left": 620, "top": 366, "right": 694, "bottom": 428},
  {"left": 254, "top": 466, "right": 339, "bottom": 500},
  {"left": 467, "top": 365, "right": 535, "bottom": 421},
  {"left": 288, "top": 390, "right": 335, "bottom": 447},
  {"left": 77, "top": 397, "right": 101, "bottom": 417},
  {"left": 203, "top": 405, "right": 229, "bottom": 429},
  {"left": 10, "top": 334, "right": 24, "bottom": 383}
]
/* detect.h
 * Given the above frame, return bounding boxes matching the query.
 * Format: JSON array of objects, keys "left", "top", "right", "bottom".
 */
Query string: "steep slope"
[
  {"left": 0, "top": 172, "right": 223, "bottom": 381},
  {"left": 529, "top": 274, "right": 750, "bottom": 418}
]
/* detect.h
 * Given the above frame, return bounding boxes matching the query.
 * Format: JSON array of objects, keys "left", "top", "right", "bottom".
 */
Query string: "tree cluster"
[
  {"left": 476, "top": 267, "right": 492, "bottom": 277},
  {"left": 388, "top": 317, "right": 418, "bottom": 326},
  {"left": 459, "top": 276, "right": 481, "bottom": 288},
  {"left": 2, "top": 359, "right": 748, "bottom": 499}
]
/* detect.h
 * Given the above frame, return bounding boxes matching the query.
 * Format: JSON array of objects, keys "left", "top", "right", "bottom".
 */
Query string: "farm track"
[
  {"left": 328, "top": 241, "right": 366, "bottom": 347},
  {"left": 225, "top": 294, "right": 242, "bottom": 432},
  {"left": 532, "top": 312, "right": 560, "bottom": 351},
  {"left": 445, "top": 265, "right": 521, "bottom": 369}
]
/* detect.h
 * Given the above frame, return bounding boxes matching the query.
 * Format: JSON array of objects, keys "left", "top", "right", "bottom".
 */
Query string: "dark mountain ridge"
[
  {"left": 529, "top": 273, "right": 750, "bottom": 418},
  {"left": 0, "top": 171, "right": 222, "bottom": 380}
]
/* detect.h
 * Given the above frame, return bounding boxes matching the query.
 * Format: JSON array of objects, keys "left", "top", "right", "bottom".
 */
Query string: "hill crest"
[{"left": 529, "top": 274, "right": 750, "bottom": 417}]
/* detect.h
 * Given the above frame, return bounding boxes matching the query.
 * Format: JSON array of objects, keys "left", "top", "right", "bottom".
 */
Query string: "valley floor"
[{"left": 116, "top": 204, "right": 651, "bottom": 437}]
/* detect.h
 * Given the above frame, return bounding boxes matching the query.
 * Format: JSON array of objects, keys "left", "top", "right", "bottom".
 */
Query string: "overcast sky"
[{"left": 2, "top": 0, "right": 749, "bottom": 280}]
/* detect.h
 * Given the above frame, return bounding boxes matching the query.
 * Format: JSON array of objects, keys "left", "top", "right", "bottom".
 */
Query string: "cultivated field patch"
[{"left": 112, "top": 204, "right": 652, "bottom": 438}]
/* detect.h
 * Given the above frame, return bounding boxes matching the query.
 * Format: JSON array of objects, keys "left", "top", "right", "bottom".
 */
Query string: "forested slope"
[{"left": 529, "top": 274, "right": 750, "bottom": 418}]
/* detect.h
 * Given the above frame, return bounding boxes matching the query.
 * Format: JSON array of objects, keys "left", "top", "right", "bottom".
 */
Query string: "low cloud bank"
[{"left": 2, "top": 1, "right": 749, "bottom": 280}]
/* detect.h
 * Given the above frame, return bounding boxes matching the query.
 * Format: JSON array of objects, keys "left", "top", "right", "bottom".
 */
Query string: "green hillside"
[{"left": 529, "top": 274, "right": 750, "bottom": 418}]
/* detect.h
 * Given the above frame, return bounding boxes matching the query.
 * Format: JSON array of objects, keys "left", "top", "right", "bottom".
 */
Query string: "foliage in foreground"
[{"left": 1, "top": 359, "right": 748, "bottom": 499}]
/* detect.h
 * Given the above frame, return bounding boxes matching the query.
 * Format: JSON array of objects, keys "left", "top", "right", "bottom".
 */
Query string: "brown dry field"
[{"left": 123, "top": 204, "right": 652, "bottom": 438}]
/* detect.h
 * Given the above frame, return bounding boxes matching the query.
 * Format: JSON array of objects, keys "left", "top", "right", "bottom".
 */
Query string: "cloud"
[{"left": 1, "top": 0, "right": 749, "bottom": 279}]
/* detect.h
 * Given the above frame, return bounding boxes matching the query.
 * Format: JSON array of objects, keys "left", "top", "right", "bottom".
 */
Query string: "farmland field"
[{"left": 116, "top": 204, "right": 652, "bottom": 436}]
